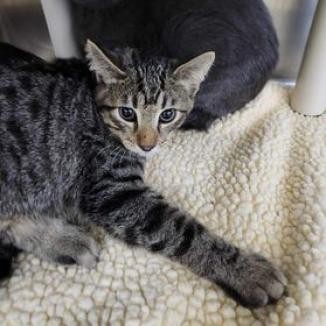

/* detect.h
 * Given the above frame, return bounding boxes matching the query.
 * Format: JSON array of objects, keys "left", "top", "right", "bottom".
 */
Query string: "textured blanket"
[{"left": 0, "top": 82, "right": 325, "bottom": 325}]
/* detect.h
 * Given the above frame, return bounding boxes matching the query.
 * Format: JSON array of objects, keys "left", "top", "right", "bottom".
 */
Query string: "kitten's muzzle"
[
  {"left": 136, "top": 128, "right": 158, "bottom": 153},
  {"left": 139, "top": 144, "right": 155, "bottom": 152}
]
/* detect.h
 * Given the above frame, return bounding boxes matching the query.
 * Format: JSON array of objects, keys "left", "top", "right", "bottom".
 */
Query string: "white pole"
[
  {"left": 291, "top": 0, "right": 326, "bottom": 115},
  {"left": 40, "top": 0, "right": 80, "bottom": 59}
]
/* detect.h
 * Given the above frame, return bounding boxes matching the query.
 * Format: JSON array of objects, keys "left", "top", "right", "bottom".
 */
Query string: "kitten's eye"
[
  {"left": 159, "top": 109, "right": 176, "bottom": 123},
  {"left": 118, "top": 107, "right": 136, "bottom": 122}
]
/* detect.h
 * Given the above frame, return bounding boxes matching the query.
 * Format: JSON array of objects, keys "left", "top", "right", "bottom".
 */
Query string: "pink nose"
[{"left": 139, "top": 144, "right": 155, "bottom": 152}]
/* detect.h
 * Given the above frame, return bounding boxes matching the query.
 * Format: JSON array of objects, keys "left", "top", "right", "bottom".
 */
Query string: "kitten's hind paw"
[
  {"left": 55, "top": 236, "right": 100, "bottom": 269},
  {"left": 42, "top": 228, "right": 100, "bottom": 269},
  {"left": 222, "top": 253, "right": 287, "bottom": 308}
]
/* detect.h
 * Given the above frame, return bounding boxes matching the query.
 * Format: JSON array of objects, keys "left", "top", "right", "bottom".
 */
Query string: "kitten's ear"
[
  {"left": 173, "top": 52, "right": 215, "bottom": 95},
  {"left": 85, "top": 40, "right": 126, "bottom": 84}
]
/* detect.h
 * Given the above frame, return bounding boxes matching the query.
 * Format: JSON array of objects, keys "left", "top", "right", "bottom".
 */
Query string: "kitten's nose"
[
  {"left": 139, "top": 144, "right": 155, "bottom": 152},
  {"left": 137, "top": 128, "right": 158, "bottom": 153}
]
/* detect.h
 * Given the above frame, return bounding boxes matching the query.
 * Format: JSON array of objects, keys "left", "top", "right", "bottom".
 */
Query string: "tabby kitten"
[
  {"left": 0, "top": 43, "right": 286, "bottom": 308},
  {"left": 85, "top": 41, "right": 215, "bottom": 155}
]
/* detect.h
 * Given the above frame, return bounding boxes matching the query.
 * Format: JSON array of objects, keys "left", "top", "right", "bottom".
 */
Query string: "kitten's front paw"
[{"left": 225, "top": 253, "right": 287, "bottom": 308}]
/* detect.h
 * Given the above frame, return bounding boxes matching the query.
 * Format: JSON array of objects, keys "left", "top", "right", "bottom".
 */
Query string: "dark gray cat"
[
  {"left": 73, "top": 0, "right": 278, "bottom": 130},
  {"left": 0, "top": 43, "right": 286, "bottom": 308}
]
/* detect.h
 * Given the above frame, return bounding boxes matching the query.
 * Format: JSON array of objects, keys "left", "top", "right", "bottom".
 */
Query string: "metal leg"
[
  {"left": 40, "top": 0, "right": 80, "bottom": 59},
  {"left": 291, "top": 0, "right": 326, "bottom": 115}
]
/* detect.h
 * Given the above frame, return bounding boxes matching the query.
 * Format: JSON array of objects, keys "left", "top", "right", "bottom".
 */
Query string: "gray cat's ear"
[
  {"left": 85, "top": 40, "right": 126, "bottom": 84},
  {"left": 173, "top": 51, "right": 215, "bottom": 95}
]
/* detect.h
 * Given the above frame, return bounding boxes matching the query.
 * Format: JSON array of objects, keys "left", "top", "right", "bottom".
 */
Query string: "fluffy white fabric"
[{"left": 0, "top": 82, "right": 325, "bottom": 325}]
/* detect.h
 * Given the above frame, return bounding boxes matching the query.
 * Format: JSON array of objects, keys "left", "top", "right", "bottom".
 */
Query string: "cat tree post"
[
  {"left": 40, "top": 0, "right": 80, "bottom": 59},
  {"left": 291, "top": 0, "right": 326, "bottom": 115}
]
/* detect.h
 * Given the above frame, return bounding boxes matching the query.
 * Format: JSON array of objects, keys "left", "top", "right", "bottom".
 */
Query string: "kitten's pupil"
[
  {"left": 159, "top": 109, "right": 176, "bottom": 123},
  {"left": 119, "top": 107, "right": 136, "bottom": 122}
]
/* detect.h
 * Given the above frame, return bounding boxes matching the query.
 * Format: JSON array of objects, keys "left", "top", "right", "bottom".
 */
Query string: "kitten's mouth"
[{"left": 122, "top": 141, "right": 159, "bottom": 157}]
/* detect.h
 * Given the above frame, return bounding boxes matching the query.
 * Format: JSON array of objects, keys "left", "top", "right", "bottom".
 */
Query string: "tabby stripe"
[
  {"left": 174, "top": 215, "right": 186, "bottom": 232},
  {"left": 226, "top": 247, "right": 240, "bottom": 264},
  {"left": 0, "top": 86, "right": 17, "bottom": 102},
  {"left": 143, "top": 91, "right": 148, "bottom": 106},
  {"left": 19, "top": 75, "right": 32, "bottom": 90},
  {"left": 111, "top": 160, "right": 131, "bottom": 170},
  {"left": 114, "top": 174, "right": 143, "bottom": 183},
  {"left": 124, "top": 227, "right": 138, "bottom": 245},
  {"left": 85, "top": 171, "right": 114, "bottom": 195},
  {"left": 159, "top": 70, "right": 166, "bottom": 90},
  {"left": 196, "top": 223, "right": 204, "bottom": 235},
  {"left": 30, "top": 99, "right": 41, "bottom": 120},
  {"left": 7, "top": 119, "right": 28, "bottom": 154},
  {"left": 87, "top": 182, "right": 111, "bottom": 198},
  {"left": 211, "top": 242, "right": 240, "bottom": 264},
  {"left": 106, "top": 122, "right": 120, "bottom": 131},
  {"left": 142, "top": 203, "right": 167, "bottom": 234},
  {"left": 150, "top": 240, "right": 167, "bottom": 252},
  {"left": 109, "top": 115, "right": 126, "bottom": 130},
  {"left": 9, "top": 145, "right": 21, "bottom": 167},
  {"left": 90, "top": 173, "right": 142, "bottom": 188},
  {"left": 132, "top": 94, "right": 138, "bottom": 108},
  {"left": 154, "top": 89, "right": 161, "bottom": 104},
  {"left": 101, "top": 171, "right": 114, "bottom": 180},
  {"left": 27, "top": 168, "right": 39, "bottom": 184},
  {"left": 174, "top": 223, "right": 196, "bottom": 257},
  {"left": 0, "top": 169, "right": 8, "bottom": 183},
  {"left": 136, "top": 66, "right": 145, "bottom": 94},
  {"left": 97, "top": 188, "right": 147, "bottom": 216},
  {"left": 162, "top": 94, "right": 168, "bottom": 108},
  {"left": 152, "top": 194, "right": 164, "bottom": 200}
]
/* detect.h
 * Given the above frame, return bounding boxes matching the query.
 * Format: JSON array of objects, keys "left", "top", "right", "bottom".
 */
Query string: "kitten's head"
[{"left": 85, "top": 40, "right": 215, "bottom": 156}]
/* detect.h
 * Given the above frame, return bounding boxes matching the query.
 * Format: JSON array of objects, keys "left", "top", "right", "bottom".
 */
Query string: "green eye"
[
  {"left": 159, "top": 109, "right": 176, "bottom": 123},
  {"left": 118, "top": 107, "right": 136, "bottom": 122}
]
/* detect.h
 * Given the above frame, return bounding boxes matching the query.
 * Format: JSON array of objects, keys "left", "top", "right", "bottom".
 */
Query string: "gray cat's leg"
[{"left": 2, "top": 216, "right": 99, "bottom": 268}]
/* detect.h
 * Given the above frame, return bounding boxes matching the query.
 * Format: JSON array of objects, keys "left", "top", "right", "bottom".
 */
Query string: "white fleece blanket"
[{"left": 0, "top": 82, "right": 325, "bottom": 325}]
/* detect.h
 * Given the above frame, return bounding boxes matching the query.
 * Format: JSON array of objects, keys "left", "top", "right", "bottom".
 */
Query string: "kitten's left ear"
[
  {"left": 85, "top": 39, "right": 126, "bottom": 84},
  {"left": 173, "top": 51, "right": 215, "bottom": 95}
]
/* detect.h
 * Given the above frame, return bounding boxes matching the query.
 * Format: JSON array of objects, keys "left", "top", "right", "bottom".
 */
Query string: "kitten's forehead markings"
[
  {"left": 125, "top": 94, "right": 134, "bottom": 108},
  {"left": 155, "top": 92, "right": 164, "bottom": 108},
  {"left": 138, "top": 93, "right": 146, "bottom": 108},
  {"left": 132, "top": 93, "right": 138, "bottom": 108},
  {"left": 161, "top": 93, "right": 169, "bottom": 109},
  {"left": 138, "top": 68, "right": 163, "bottom": 106},
  {"left": 153, "top": 88, "right": 162, "bottom": 105}
]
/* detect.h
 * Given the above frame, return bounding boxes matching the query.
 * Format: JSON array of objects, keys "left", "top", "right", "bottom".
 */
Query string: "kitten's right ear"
[{"left": 85, "top": 40, "right": 126, "bottom": 84}]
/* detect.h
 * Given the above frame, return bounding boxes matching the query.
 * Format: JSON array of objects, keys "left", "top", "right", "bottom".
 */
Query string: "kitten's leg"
[
  {"left": 83, "top": 186, "right": 286, "bottom": 308},
  {"left": 3, "top": 216, "right": 99, "bottom": 268}
]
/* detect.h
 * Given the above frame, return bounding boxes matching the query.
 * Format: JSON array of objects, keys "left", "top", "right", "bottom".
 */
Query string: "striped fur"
[{"left": 0, "top": 43, "right": 285, "bottom": 308}]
